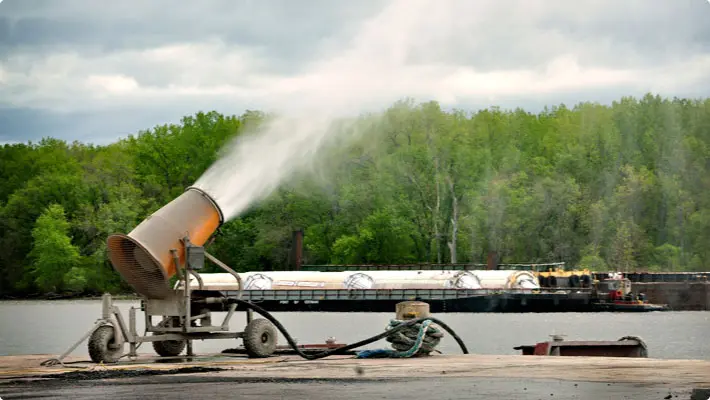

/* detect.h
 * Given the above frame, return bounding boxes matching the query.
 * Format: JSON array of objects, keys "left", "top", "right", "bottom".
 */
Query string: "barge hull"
[
  {"left": 240, "top": 297, "right": 595, "bottom": 313},
  {"left": 200, "top": 290, "right": 603, "bottom": 313}
]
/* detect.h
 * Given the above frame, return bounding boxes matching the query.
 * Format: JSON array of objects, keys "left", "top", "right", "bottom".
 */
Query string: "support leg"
[
  {"left": 41, "top": 321, "right": 106, "bottom": 366},
  {"left": 186, "top": 340, "right": 194, "bottom": 357},
  {"left": 129, "top": 306, "right": 137, "bottom": 358}
]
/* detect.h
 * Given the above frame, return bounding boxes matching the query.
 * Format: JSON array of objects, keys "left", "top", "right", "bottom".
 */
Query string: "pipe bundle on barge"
[{"left": 179, "top": 266, "right": 674, "bottom": 313}]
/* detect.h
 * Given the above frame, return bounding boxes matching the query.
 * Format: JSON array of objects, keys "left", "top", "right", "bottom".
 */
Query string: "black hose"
[{"left": 224, "top": 298, "right": 469, "bottom": 360}]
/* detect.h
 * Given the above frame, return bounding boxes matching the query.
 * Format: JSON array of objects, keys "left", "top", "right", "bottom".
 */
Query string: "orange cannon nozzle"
[{"left": 106, "top": 187, "right": 223, "bottom": 299}]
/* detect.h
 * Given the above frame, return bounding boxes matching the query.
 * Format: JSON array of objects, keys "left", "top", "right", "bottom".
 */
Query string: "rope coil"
[
  {"left": 355, "top": 318, "right": 445, "bottom": 358},
  {"left": 387, "top": 319, "right": 443, "bottom": 355}
]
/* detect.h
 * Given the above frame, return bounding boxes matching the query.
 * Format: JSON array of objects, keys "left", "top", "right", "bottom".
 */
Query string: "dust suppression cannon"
[
  {"left": 42, "top": 188, "right": 471, "bottom": 367},
  {"left": 43, "top": 187, "right": 280, "bottom": 365}
]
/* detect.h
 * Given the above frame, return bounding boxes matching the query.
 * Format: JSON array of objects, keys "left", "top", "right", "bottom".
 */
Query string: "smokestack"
[
  {"left": 106, "top": 187, "right": 224, "bottom": 299},
  {"left": 290, "top": 229, "right": 304, "bottom": 270},
  {"left": 487, "top": 251, "right": 498, "bottom": 271}
]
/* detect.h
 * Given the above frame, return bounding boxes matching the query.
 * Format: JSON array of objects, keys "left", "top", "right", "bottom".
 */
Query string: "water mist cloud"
[
  {"left": 2, "top": 1, "right": 708, "bottom": 141},
  {"left": 194, "top": 115, "right": 343, "bottom": 220},
  {"left": 191, "top": 0, "right": 710, "bottom": 220}
]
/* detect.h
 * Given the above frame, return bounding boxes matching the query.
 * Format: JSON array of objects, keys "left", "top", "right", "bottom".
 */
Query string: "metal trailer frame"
[{"left": 44, "top": 238, "right": 267, "bottom": 365}]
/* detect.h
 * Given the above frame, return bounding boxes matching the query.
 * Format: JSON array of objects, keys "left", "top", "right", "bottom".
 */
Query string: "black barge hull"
[
  {"left": 239, "top": 296, "right": 593, "bottom": 313},
  {"left": 190, "top": 289, "right": 663, "bottom": 313}
]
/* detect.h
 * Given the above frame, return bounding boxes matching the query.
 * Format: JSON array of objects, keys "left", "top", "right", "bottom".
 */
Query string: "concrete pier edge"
[{"left": 1, "top": 353, "right": 709, "bottom": 387}]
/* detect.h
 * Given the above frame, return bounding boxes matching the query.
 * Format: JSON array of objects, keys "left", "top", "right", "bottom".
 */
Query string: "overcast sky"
[{"left": 1, "top": 0, "right": 709, "bottom": 144}]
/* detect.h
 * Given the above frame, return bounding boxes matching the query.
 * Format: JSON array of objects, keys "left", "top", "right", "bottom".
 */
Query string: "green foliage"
[
  {"left": 1, "top": 95, "right": 710, "bottom": 296},
  {"left": 651, "top": 243, "right": 681, "bottom": 271},
  {"left": 331, "top": 208, "right": 418, "bottom": 264},
  {"left": 28, "top": 204, "right": 81, "bottom": 293}
]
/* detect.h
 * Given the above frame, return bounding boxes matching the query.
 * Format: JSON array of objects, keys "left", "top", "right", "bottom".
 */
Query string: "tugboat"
[
  {"left": 591, "top": 273, "right": 668, "bottom": 312},
  {"left": 507, "top": 262, "right": 595, "bottom": 290}
]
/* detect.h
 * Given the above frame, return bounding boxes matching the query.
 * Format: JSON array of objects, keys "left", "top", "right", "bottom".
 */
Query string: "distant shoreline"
[{"left": 0, "top": 293, "right": 140, "bottom": 301}]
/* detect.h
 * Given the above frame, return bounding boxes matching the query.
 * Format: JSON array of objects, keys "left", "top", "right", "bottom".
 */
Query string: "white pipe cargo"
[
  {"left": 181, "top": 269, "right": 511, "bottom": 290},
  {"left": 181, "top": 271, "right": 349, "bottom": 290},
  {"left": 343, "top": 270, "right": 482, "bottom": 289},
  {"left": 473, "top": 270, "right": 540, "bottom": 290}
]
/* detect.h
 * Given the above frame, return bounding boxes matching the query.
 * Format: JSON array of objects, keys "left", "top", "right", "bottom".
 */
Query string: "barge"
[
  {"left": 183, "top": 266, "right": 668, "bottom": 313},
  {"left": 187, "top": 286, "right": 665, "bottom": 313}
]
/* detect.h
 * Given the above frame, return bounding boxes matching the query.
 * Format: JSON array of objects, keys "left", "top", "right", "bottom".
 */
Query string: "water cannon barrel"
[{"left": 106, "top": 186, "right": 223, "bottom": 299}]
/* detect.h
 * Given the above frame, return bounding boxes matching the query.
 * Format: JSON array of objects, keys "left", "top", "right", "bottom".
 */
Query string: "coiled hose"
[{"left": 223, "top": 298, "right": 469, "bottom": 360}]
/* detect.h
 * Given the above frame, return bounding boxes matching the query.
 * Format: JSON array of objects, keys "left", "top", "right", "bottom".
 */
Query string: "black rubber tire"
[
  {"left": 153, "top": 337, "right": 186, "bottom": 357},
  {"left": 152, "top": 317, "right": 186, "bottom": 357},
  {"left": 568, "top": 274, "right": 581, "bottom": 288},
  {"left": 548, "top": 276, "right": 558, "bottom": 287},
  {"left": 580, "top": 274, "right": 591, "bottom": 288},
  {"left": 538, "top": 276, "right": 549, "bottom": 287},
  {"left": 243, "top": 318, "right": 277, "bottom": 358},
  {"left": 88, "top": 325, "right": 123, "bottom": 363}
]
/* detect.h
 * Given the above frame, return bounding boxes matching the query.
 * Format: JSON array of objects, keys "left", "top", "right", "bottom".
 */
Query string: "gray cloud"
[
  {"left": 402, "top": 0, "right": 710, "bottom": 71},
  {"left": 0, "top": 0, "right": 708, "bottom": 144},
  {"left": 0, "top": 0, "right": 385, "bottom": 71},
  {"left": 0, "top": 107, "right": 133, "bottom": 145}
]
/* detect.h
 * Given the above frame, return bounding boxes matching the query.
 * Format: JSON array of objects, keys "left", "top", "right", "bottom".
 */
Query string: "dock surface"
[{"left": 1, "top": 353, "right": 709, "bottom": 399}]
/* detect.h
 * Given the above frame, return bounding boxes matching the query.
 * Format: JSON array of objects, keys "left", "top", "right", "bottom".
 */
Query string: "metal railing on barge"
[
  {"left": 299, "top": 264, "right": 710, "bottom": 283},
  {"left": 593, "top": 271, "right": 710, "bottom": 283},
  {"left": 215, "top": 287, "right": 594, "bottom": 302},
  {"left": 299, "top": 263, "right": 564, "bottom": 272}
]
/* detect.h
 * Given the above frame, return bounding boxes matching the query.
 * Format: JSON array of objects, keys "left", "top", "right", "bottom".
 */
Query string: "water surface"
[{"left": 0, "top": 300, "right": 707, "bottom": 360}]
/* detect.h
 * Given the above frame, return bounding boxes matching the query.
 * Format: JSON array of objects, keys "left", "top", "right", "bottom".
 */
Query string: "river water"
[{"left": 0, "top": 300, "right": 708, "bottom": 360}]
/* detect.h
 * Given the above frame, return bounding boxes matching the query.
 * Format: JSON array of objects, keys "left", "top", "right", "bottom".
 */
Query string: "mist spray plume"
[
  {"left": 192, "top": 0, "right": 644, "bottom": 221},
  {"left": 192, "top": 0, "right": 448, "bottom": 220},
  {"left": 194, "top": 114, "right": 347, "bottom": 220}
]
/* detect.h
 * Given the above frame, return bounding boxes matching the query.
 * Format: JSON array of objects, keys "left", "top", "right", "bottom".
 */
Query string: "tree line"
[{"left": 1, "top": 94, "right": 709, "bottom": 297}]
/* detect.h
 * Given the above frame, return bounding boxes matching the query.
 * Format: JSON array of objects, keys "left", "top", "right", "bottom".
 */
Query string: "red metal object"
[
  {"left": 223, "top": 340, "right": 348, "bottom": 356},
  {"left": 514, "top": 336, "right": 648, "bottom": 357},
  {"left": 281, "top": 342, "right": 343, "bottom": 351},
  {"left": 532, "top": 342, "right": 550, "bottom": 355}
]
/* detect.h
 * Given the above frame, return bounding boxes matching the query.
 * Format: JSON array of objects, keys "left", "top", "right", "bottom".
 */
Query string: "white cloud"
[
  {"left": 0, "top": 0, "right": 708, "bottom": 139},
  {"left": 190, "top": 0, "right": 710, "bottom": 219},
  {"left": 86, "top": 74, "right": 139, "bottom": 94}
]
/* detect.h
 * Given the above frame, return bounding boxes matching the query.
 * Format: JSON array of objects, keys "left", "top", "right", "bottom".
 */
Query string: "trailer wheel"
[
  {"left": 88, "top": 325, "right": 124, "bottom": 363},
  {"left": 243, "top": 318, "right": 277, "bottom": 358},
  {"left": 152, "top": 317, "right": 186, "bottom": 357}
]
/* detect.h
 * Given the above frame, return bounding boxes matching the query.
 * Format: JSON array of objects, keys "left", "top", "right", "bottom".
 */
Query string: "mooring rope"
[{"left": 355, "top": 318, "right": 443, "bottom": 358}]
